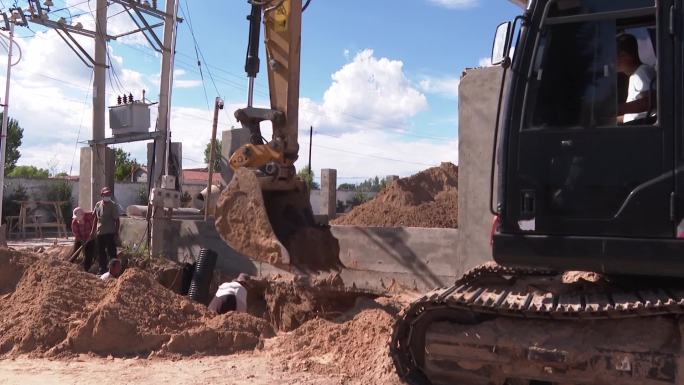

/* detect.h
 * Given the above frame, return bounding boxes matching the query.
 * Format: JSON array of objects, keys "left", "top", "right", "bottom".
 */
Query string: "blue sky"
[{"left": 0, "top": 0, "right": 521, "bottom": 182}]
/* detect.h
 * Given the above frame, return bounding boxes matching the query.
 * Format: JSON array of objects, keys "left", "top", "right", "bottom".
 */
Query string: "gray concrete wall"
[
  {"left": 456, "top": 66, "right": 503, "bottom": 265},
  {"left": 119, "top": 217, "right": 464, "bottom": 294},
  {"left": 119, "top": 217, "right": 283, "bottom": 278},
  {"left": 309, "top": 190, "right": 377, "bottom": 215},
  {"left": 5, "top": 177, "right": 145, "bottom": 218},
  {"left": 332, "top": 226, "right": 461, "bottom": 292}
]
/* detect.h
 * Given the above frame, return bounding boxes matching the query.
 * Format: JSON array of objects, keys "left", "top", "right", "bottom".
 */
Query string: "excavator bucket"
[{"left": 215, "top": 168, "right": 343, "bottom": 272}]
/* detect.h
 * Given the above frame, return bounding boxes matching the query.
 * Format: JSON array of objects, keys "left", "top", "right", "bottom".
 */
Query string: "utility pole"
[
  {"left": 90, "top": 0, "right": 108, "bottom": 208},
  {"left": 0, "top": 20, "right": 14, "bottom": 223},
  {"left": 204, "top": 97, "right": 224, "bottom": 221},
  {"left": 153, "top": 0, "right": 179, "bottom": 187},
  {"left": 308, "top": 125, "right": 312, "bottom": 189}
]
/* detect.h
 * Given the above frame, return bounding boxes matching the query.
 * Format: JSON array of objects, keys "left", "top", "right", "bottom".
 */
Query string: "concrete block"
[
  {"left": 331, "top": 225, "right": 462, "bottom": 292},
  {"left": 78, "top": 146, "right": 114, "bottom": 211},
  {"left": 456, "top": 66, "right": 504, "bottom": 267},
  {"left": 220, "top": 128, "right": 251, "bottom": 185},
  {"left": 320, "top": 169, "right": 337, "bottom": 219}
]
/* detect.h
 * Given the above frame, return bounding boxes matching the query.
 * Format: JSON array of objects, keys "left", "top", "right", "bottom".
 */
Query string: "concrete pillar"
[
  {"left": 147, "top": 142, "right": 182, "bottom": 189},
  {"left": 320, "top": 168, "right": 337, "bottom": 219},
  {"left": 79, "top": 146, "right": 115, "bottom": 211},
  {"left": 220, "top": 128, "right": 251, "bottom": 185},
  {"left": 147, "top": 142, "right": 182, "bottom": 258},
  {"left": 456, "top": 66, "right": 504, "bottom": 272}
]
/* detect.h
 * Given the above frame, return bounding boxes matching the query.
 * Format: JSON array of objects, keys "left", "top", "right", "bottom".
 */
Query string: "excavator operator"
[{"left": 617, "top": 33, "right": 657, "bottom": 124}]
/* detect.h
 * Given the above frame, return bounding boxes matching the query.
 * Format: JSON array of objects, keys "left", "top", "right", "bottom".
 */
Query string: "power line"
[
  {"left": 179, "top": 0, "right": 234, "bottom": 125},
  {"left": 70, "top": 69, "right": 94, "bottom": 175}
]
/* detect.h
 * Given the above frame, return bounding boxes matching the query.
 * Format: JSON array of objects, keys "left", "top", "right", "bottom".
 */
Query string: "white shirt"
[
  {"left": 624, "top": 64, "right": 656, "bottom": 123},
  {"left": 100, "top": 272, "right": 112, "bottom": 281},
  {"left": 215, "top": 282, "right": 247, "bottom": 312}
]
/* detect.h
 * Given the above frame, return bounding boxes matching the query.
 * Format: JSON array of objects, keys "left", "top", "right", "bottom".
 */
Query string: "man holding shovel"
[{"left": 70, "top": 207, "right": 95, "bottom": 272}]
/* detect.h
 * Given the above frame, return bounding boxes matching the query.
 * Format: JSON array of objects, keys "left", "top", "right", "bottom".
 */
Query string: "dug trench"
[{"left": 0, "top": 248, "right": 407, "bottom": 384}]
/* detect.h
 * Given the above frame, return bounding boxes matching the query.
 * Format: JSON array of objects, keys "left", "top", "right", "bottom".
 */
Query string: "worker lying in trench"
[
  {"left": 100, "top": 258, "right": 123, "bottom": 281},
  {"left": 208, "top": 273, "right": 249, "bottom": 314}
]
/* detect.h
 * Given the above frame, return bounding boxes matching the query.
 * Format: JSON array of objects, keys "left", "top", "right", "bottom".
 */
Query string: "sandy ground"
[{"left": 0, "top": 347, "right": 351, "bottom": 385}]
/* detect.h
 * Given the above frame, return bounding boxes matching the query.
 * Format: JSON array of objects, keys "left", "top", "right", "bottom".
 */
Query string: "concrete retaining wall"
[
  {"left": 456, "top": 66, "right": 502, "bottom": 266},
  {"left": 119, "top": 218, "right": 470, "bottom": 293},
  {"left": 332, "top": 226, "right": 461, "bottom": 292}
]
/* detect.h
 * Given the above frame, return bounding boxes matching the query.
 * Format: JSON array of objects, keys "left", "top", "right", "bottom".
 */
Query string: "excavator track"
[{"left": 391, "top": 263, "right": 684, "bottom": 385}]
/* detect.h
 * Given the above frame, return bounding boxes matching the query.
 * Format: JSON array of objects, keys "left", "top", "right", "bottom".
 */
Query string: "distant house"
[
  {"left": 182, "top": 168, "right": 222, "bottom": 187},
  {"left": 181, "top": 168, "right": 223, "bottom": 209},
  {"left": 131, "top": 166, "right": 148, "bottom": 183}
]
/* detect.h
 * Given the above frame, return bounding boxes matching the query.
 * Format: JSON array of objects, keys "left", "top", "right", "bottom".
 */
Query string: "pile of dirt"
[
  {"left": 247, "top": 274, "right": 374, "bottom": 332},
  {"left": 332, "top": 162, "right": 459, "bottom": 228},
  {"left": 0, "top": 253, "right": 273, "bottom": 357},
  {"left": 215, "top": 167, "right": 342, "bottom": 271},
  {"left": 273, "top": 307, "right": 402, "bottom": 384}
]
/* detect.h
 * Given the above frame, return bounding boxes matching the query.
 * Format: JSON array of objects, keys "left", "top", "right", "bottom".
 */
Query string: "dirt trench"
[{"left": 0, "top": 248, "right": 406, "bottom": 384}]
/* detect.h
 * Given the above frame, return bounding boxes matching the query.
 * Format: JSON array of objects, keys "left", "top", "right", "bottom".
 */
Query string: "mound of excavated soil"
[
  {"left": 273, "top": 308, "right": 402, "bottom": 384},
  {"left": 0, "top": 253, "right": 273, "bottom": 357},
  {"left": 332, "top": 162, "right": 458, "bottom": 228},
  {"left": 247, "top": 274, "right": 372, "bottom": 332}
]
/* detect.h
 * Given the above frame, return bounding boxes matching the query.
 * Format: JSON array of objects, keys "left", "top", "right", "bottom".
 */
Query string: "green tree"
[
  {"left": 204, "top": 139, "right": 222, "bottom": 172},
  {"left": 8, "top": 165, "right": 49, "bottom": 178},
  {"left": 114, "top": 148, "right": 140, "bottom": 182},
  {"left": 0, "top": 113, "right": 23, "bottom": 174},
  {"left": 298, "top": 166, "right": 319, "bottom": 190},
  {"left": 338, "top": 183, "right": 356, "bottom": 191}
]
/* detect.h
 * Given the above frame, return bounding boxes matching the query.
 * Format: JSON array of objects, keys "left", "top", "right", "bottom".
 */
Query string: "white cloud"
[
  {"left": 4, "top": 35, "right": 454, "bottom": 182},
  {"left": 292, "top": 49, "right": 455, "bottom": 179},
  {"left": 419, "top": 76, "right": 460, "bottom": 99},
  {"left": 295, "top": 130, "right": 457, "bottom": 180},
  {"left": 304, "top": 49, "right": 427, "bottom": 133},
  {"left": 478, "top": 57, "right": 493, "bottom": 67},
  {"left": 427, "top": 0, "right": 479, "bottom": 9}
]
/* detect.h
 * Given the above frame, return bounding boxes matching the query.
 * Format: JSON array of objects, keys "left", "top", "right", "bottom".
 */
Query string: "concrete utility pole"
[
  {"left": 90, "top": 0, "right": 108, "bottom": 208},
  {"left": 0, "top": 21, "right": 14, "bottom": 222},
  {"left": 204, "top": 97, "right": 223, "bottom": 221},
  {"left": 153, "top": 0, "right": 179, "bottom": 187}
]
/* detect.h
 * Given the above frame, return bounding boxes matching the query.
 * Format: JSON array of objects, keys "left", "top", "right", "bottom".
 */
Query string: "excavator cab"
[
  {"left": 214, "top": 0, "right": 342, "bottom": 272},
  {"left": 392, "top": 2, "right": 684, "bottom": 384},
  {"left": 491, "top": 0, "right": 683, "bottom": 277}
]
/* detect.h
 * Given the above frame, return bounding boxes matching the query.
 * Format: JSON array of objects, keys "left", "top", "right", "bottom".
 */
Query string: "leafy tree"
[
  {"left": 337, "top": 176, "right": 388, "bottom": 192},
  {"left": 55, "top": 172, "right": 69, "bottom": 177},
  {"left": 350, "top": 192, "right": 369, "bottom": 208},
  {"left": 2, "top": 184, "right": 27, "bottom": 223},
  {"left": 204, "top": 139, "right": 222, "bottom": 172},
  {"left": 114, "top": 148, "right": 140, "bottom": 182},
  {"left": 8, "top": 165, "right": 49, "bottom": 178},
  {"left": 0, "top": 113, "right": 23, "bottom": 174},
  {"left": 338, "top": 183, "right": 356, "bottom": 191},
  {"left": 297, "top": 166, "right": 319, "bottom": 190}
]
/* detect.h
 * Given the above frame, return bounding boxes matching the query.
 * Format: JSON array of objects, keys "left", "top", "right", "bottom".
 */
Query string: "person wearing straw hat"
[
  {"left": 90, "top": 187, "right": 120, "bottom": 274},
  {"left": 70, "top": 207, "right": 96, "bottom": 271}
]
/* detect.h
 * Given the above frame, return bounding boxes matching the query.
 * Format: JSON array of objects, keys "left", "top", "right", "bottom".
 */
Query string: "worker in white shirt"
[
  {"left": 617, "top": 33, "right": 657, "bottom": 123},
  {"left": 208, "top": 273, "right": 249, "bottom": 314}
]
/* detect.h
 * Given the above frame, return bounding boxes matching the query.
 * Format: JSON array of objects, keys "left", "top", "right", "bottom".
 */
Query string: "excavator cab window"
[{"left": 523, "top": 4, "right": 657, "bottom": 130}]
